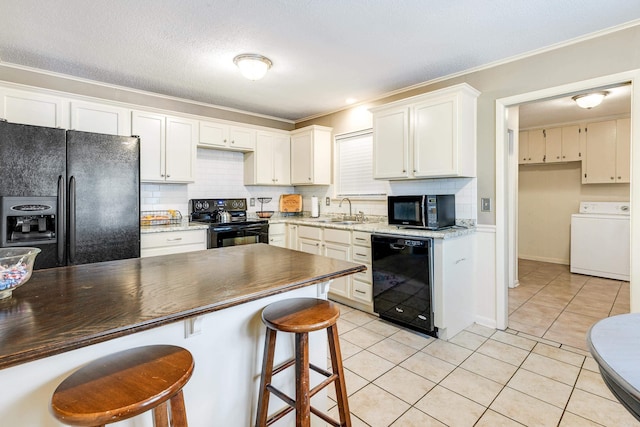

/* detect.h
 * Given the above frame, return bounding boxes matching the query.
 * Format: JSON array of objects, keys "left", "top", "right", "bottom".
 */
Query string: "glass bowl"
[{"left": 0, "top": 247, "right": 41, "bottom": 300}]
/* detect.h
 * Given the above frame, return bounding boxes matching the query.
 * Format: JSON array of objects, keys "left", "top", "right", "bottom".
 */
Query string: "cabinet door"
[
  {"left": 324, "top": 242, "right": 351, "bottom": 299},
  {"left": 132, "top": 110, "right": 166, "bottom": 182},
  {"left": 165, "top": 116, "right": 197, "bottom": 183},
  {"left": 291, "top": 131, "right": 313, "bottom": 184},
  {"left": 544, "top": 127, "right": 562, "bottom": 163},
  {"left": 272, "top": 134, "right": 291, "bottom": 185},
  {"left": 372, "top": 107, "right": 409, "bottom": 179},
  {"left": 254, "top": 132, "right": 276, "bottom": 184},
  {"left": 70, "top": 101, "right": 130, "bottom": 135},
  {"left": 561, "top": 125, "right": 581, "bottom": 162},
  {"left": 228, "top": 126, "right": 256, "bottom": 151},
  {"left": 413, "top": 97, "right": 456, "bottom": 176},
  {"left": 583, "top": 120, "right": 617, "bottom": 183},
  {"left": 527, "top": 129, "right": 546, "bottom": 163},
  {"left": 199, "top": 120, "right": 228, "bottom": 148},
  {"left": 287, "top": 224, "right": 298, "bottom": 249},
  {"left": 518, "top": 130, "right": 529, "bottom": 164},
  {"left": 0, "top": 88, "right": 65, "bottom": 128},
  {"left": 616, "top": 118, "right": 631, "bottom": 183}
]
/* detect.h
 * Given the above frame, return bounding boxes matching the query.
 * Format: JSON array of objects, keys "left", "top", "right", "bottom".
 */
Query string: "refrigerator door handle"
[
  {"left": 68, "top": 176, "right": 76, "bottom": 264},
  {"left": 57, "top": 175, "right": 65, "bottom": 265}
]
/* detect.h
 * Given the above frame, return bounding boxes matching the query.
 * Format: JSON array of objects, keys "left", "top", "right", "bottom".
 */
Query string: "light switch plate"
[
  {"left": 249, "top": 198, "right": 255, "bottom": 207},
  {"left": 325, "top": 197, "right": 330, "bottom": 206},
  {"left": 481, "top": 197, "right": 491, "bottom": 212}
]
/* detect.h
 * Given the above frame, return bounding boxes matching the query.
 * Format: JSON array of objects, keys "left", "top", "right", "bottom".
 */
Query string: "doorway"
[{"left": 495, "top": 70, "right": 640, "bottom": 332}]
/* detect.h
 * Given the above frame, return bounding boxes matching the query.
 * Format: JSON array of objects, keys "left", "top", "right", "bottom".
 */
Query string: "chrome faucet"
[{"left": 339, "top": 197, "right": 352, "bottom": 218}]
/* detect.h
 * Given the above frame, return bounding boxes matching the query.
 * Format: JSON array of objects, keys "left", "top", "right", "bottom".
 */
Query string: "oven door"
[{"left": 209, "top": 224, "right": 269, "bottom": 248}]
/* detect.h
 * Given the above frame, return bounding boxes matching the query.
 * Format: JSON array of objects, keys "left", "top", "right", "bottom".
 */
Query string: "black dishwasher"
[{"left": 372, "top": 234, "right": 436, "bottom": 337}]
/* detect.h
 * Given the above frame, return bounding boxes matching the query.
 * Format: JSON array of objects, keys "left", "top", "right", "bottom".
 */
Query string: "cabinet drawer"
[
  {"left": 141, "top": 229, "right": 206, "bottom": 249},
  {"left": 352, "top": 247, "right": 372, "bottom": 264},
  {"left": 354, "top": 263, "right": 372, "bottom": 283},
  {"left": 352, "top": 231, "right": 371, "bottom": 247},
  {"left": 298, "top": 225, "right": 323, "bottom": 240},
  {"left": 351, "top": 279, "right": 372, "bottom": 303},
  {"left": 323, "top": 228, "right": 351, "bottom": 244}
]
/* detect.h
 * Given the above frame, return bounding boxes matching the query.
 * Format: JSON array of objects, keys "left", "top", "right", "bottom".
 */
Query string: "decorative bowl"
[
  {"left": 256, "top": 211, "right": 274, "bottom": 218},
  {"left": 0, "top": 247, "right": 41, "bottom": 300}
]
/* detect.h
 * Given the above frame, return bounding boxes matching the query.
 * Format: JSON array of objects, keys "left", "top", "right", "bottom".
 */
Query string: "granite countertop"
[
  {"left": 0, "top": 244, "right": 364, "bottom": 370},
  {"left": 269, "top": 216, "right": 475, "bottom": 239},
  {"left": 141, "top": 220, "right": 209, "bottom": 233}
]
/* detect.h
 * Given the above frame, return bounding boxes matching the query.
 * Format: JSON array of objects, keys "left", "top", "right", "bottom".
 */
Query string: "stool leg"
[
  {"left": 169, "top": 390, "right": 189, "bottom": 427},
  {"left": 152, "top": 401, "right": 169, "bottom": 427},
  {"left": 328, "top": 324, "right": 351, "bottom": 427},
  {"left": 256, "top": 327, "right": 278, "bottom": 427},
  {"left": 295, "top": 332, "right": 311, "bottom": 427}
]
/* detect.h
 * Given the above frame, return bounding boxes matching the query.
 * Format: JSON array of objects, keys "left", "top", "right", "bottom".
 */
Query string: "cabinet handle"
[
  {"left": 395, "top": 307, "right": 404, "bottom": 313},
  {"left": 556, "top": 156, "right": 560, "bottom": 159},
  {"left": 402, "top": 169, "right": 406, "bottom": 173},
  {"left": 223, "top": 139, "right": 227, "bottom": 143},
  {"left": 308, "top": 177, "right": 312, "bottom": 181},
  {"left": 166, "top": 174, "right": 170, "bottom": 178},
  {"left": 618, "top": 176, "right": 622, "bottom": 180},
  {"left": 231, "top": 140, "right": 235, "bottom": 144},
  {"left": 355, "top": 289, "right": 366, "bottom": 294},
  {"left": 562, "top": 155, "right": 565, "bottom": 159},
  {"left": 166, "top": 238, "right": 183, "bottom": 242},
  {"left": 611, "top": 177, "right": 615, "bottom": 180},
  {"left": 356, "top": 253, "right": 367, "bottom": 257}
]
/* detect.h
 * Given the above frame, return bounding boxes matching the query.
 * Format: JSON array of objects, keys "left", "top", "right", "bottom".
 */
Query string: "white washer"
[{"left": 570, "top": 201, "right": 630, "bottom": 281}]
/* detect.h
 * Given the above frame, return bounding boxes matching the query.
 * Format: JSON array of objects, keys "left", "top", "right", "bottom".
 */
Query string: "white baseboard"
[{"left": 518, "top": 254, "right": 569, "bottom": 265}]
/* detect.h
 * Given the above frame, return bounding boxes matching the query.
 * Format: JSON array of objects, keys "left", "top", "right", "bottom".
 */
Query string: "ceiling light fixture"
[
  {"left": 572, "top": 91, "right": 608, "bottom": 109},
  {"left": 233, "top": 54, "right": 272, "bottom": 81}
]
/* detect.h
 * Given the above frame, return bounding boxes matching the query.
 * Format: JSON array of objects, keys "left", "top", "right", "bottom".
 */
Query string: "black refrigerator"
[{"left": 0, "top": 121, "right": 140, "bottom": 269}]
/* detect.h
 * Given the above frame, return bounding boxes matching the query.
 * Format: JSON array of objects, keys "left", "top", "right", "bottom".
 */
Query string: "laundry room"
[{"left": 517, "top": 84, "right": 631, "bottom": 271}]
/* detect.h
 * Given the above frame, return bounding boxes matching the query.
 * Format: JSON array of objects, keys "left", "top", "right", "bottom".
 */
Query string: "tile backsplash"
[{"left": 141, "top": 148, "right": 477, "bottom": 221}]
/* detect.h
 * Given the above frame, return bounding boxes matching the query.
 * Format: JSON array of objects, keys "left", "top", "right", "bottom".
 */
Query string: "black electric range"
[{"left": 189, "top": 198, "right": 268, "bottom": 248}]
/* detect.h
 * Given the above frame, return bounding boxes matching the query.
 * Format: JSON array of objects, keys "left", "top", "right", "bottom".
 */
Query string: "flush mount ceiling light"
[
  {"left": 233, "top": 54, "right": 272, "bottom": 81},
  {"left": 572, "top": 91, "right": 609, "bottom": 109}
]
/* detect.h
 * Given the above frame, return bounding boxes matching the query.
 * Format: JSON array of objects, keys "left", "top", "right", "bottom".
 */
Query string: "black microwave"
[{"left": 387, "top": 195, "right": 455, "bottom": 230}]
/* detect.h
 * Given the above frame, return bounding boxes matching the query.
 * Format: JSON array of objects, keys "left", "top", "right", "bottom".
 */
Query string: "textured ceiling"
[{"left": 1, "top": 1, "right": 640, "bottom": 121}]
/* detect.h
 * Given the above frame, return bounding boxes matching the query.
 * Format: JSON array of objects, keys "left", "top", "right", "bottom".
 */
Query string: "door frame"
[{"left": 495, "top": 70, "right": 640, "bottom": 330}]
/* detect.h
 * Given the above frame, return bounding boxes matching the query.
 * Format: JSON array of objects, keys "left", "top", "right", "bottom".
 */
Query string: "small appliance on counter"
[
  {"left": 387, "top": 194, "right": 455, "bottom": 230},
  {"left": 189, "top": 198, "right": 268, "bottom": 248}
]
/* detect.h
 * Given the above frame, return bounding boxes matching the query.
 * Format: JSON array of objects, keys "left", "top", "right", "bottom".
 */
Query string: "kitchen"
[{"left": 2, "top": 2, "right": 640, "bottom": 426}]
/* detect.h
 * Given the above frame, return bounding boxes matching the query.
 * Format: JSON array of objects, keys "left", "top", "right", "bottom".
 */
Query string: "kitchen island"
[{"left": 0, "top": 244, "right": 364, "bottom": 426}]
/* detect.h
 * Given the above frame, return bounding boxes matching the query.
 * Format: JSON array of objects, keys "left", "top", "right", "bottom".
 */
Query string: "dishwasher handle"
[{"left": 390, "top": 243, "right": 406, "bottom": 250}]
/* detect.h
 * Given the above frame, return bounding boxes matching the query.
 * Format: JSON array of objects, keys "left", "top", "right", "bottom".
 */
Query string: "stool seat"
[
  {"left": 51, "top": 345, "right": 194, "bottom": 427},
  {"left": 262, "top": 297, "right": 340, "bottom": 333},
  {"left": 256, "top": 297, "right": 351, "bottom": 427}
]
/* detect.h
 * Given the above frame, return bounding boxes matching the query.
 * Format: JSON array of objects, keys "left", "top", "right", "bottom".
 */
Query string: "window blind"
[{"left": 335, "top": 130, "right": 387, "bottom": 197}]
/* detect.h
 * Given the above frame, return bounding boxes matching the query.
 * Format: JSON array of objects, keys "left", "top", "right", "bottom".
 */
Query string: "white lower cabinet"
[
  {"left": 141, "top": 229, "right": 207, "bottom": 257},
  {"left": 432, "top": 234, "right": 474, "bottom": 340},
  {"left": 296, "top": 226, "right": 352, "bottom": 300},
  {"left": 268, "top": 223, "right": 286, "bottom": 248},
  {"left": 351, "top": 231, "right": 372, "bottom": 308}
]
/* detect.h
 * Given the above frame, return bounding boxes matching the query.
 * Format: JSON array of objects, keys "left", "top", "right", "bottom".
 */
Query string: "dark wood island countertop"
[{"left": 0, "top": 244, "right": 365, "bottom": 370}]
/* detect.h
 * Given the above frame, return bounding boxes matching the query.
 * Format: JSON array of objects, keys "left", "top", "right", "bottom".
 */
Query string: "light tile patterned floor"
[{"left": 324, "top": 260, "right": 638, "bottom": 426}]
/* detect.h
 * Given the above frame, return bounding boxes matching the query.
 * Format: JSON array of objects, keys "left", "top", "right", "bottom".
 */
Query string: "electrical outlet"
[
  {"left": 325, "top": 197, "right": 330, "bottom": 206},
  {"left": 481, "top": 197, "right": 491, "bottom": 212},
  {"left": 249, "top": 198, "right": 255, "bottom": 207}
]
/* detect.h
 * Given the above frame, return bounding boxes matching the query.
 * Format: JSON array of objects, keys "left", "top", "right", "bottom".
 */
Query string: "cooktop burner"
[{"left": 189, "top": 198, "right": 267, "bottom": 226}]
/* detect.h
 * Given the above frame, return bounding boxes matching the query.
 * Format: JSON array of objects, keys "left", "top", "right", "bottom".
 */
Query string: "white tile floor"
[{"left": 325, "top": 302, "right": 640, "bottom": 427}]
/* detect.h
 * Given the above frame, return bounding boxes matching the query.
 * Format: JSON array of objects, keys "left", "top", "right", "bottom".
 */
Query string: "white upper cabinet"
[
  {"left": 0, "top": 87, "right": 66, "bottom": 128},
  {"left": 199, "top": 120, "right": 256, "bottom": 151},
  {"left": 290, "top": 125, "right": 332, "bottom": 185},
  {"left": 70, "top": 101, "right": 130, "bottom": 135},
  {"left": 371, "top": 83, "right": 479, "bottom": 179},
  {"left": 371, "top": 107, "right": 410, "bottom": 179},
  {"left": 244, "top": 130, "right": 291, "bottom": 185},
  {"left": 132, "top": 110, "right": 197, "bottom": 183},
  {"left": 583, "top": 118, "right": 630, "bottom": 184}
]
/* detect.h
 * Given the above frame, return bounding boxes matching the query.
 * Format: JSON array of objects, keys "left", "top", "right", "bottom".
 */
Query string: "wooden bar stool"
[
  {"left": 256, "top": 297, "right": 351, "bottom": 427},
  {"left": 50, "top": 345, "right": 194, "bottom": 427}
]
